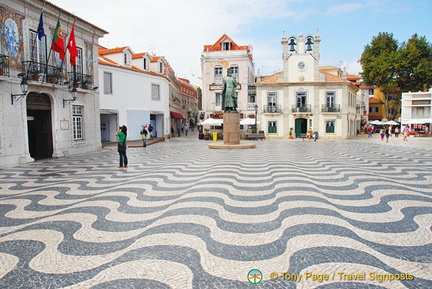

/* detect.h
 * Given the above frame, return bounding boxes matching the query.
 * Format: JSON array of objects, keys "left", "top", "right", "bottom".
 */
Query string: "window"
[
  {"left": 159, "top": 62, "right": 163, "bottom": 73},
  {"left": 76, "top": 47, "right": 83, "bottom": 74},
  {"left": 296, "top": 92, "right": 307, "bottom": 107},
  {"left": 268, "top": 121, "right": 277, "bottom": 133},
  {"left": 124, "top": 53, "right": 131, "bottom": 65},
  {"left": 103, "top": 72, "right": 112, "bottom": 94},
  {"left": 143, "top": 58, "right": 147, "bottom": 70},
  {"left": 326, "top": 120, "right": 335, "bottom": 133},
  {"left": 152, "top": 84, "right": 160, "bottom": 100},
  {"left": 222, "top": 42, "right": 231, "bottom": 51},
  {"left": 214, "top": 67, "right": 223, "bottom": 84},
  {"left": 230, "top": 66, "right": 239, "bottom": 79},
  {"left": 267, "top": 92, "right": 277, "bottom": 112},
  {"left": 73, "top": 106, "right": 83, "bottom": 140},
  {"left": 29, "top": 30, "right": 46, "bottom": 70},
  {"left": 369, "top": 107, "right": 379, "bottom": 113},
  {"left": 326, "top": 91, "right": 335, "bottom": 107},
  {"left": 215, "top": 92, "right": 221, "bottom": 107}
]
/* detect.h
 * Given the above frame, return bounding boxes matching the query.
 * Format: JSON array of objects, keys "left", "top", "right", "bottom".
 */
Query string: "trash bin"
[
  {"left": 314, "top": 131, "right": 318, "bottom": 140},
  {"left": 212, "top": 132, "right": 218, "bottom": 141}
]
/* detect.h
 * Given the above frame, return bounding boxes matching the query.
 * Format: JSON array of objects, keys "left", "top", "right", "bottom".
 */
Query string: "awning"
[
  {"left": 170, "top": 111, "right": 184, "bottom": 119},
  {"left": 402, "top": 118, "right": 432, "bottom": 124}
]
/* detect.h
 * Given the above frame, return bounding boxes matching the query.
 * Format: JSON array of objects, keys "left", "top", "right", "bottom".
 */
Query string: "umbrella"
[
  {"left": 369, "top": 120, "right": 383, "bottom": 125},
  {"left": 200, "top": 118, "right": 222, "bottom": 126},
  {"left": 383, "top": 120, "right": 399, "bottom": 125},
  {"left": 240, "top": 118, "right": 260, "bottom": 125}
]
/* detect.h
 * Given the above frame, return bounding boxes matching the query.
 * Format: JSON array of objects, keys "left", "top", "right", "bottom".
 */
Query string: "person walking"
[
  {"left": 116, "top": 125, "right": 128, "bottom": 168},
  {"left": 402, "top": 125, "right": 410, "bottom": 141},
  {"left": 380, "top": 128, "right": 385, "bottom": 141},
  {"left": 394, "top": 126, "right": 400, "bottom": 138},
  {"left": 177, "top": 124, "right": 181, "bottom": 137},
  {"left": 140, "top": 125, "right": 148, "bottom": 147},
  {"left": 385, "top": 126, "right": 390, "bottom": 142},
  {"left": 367, "top": 126, "right": 373, "bottom": 137},
  {"left": 185, "top": 123, "right": 189, "bottom": 136},
  {"left": 148, "top": 124, "right": 154, "bottom": 140}
]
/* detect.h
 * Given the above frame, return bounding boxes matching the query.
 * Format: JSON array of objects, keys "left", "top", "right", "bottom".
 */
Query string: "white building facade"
[
  {"left": 0, "top": 0, "right": 106, "bottom": 166},
  {"left": 255, "top": 31, "right": 364, "bottom": 139},
  {"left": 201, "top": 34, "right": 255, "bottom": 120},
  {"left": 401, "top": 88, "right": 432, "bottom": 129},
  {"left": 99, "top": 47, "right": 198, "bottom": 142}
]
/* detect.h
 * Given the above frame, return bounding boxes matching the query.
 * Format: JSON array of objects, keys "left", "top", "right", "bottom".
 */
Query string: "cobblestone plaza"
[{"left": 0, "top": 134, "right": 431, "bottom": 288}]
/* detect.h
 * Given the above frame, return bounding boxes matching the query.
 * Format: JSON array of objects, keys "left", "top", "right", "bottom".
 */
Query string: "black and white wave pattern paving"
[{"left": 1, "top": 137, "right": 432, "bottom": 289}]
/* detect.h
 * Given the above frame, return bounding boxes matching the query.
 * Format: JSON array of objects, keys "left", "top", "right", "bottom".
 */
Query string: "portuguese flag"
[{"left": 51, "top": 18, "right": 65, "bottom": 60}]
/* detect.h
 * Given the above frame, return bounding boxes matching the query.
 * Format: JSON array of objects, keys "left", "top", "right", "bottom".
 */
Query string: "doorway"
[
  {"left": 26, "top": 93, "right": 53, "bottom": 160},
  {"left": 295, "top": 118, "right": 307, "bottom": 138}
]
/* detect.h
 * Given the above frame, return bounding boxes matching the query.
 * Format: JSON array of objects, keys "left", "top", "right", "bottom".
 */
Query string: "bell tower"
[{"left": 281, "top": 30, "right": 321, "bottom": 82}]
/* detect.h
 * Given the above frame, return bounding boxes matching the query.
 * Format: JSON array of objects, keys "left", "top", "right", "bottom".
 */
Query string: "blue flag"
[{"left": 37, "top": 11, "right": 45, "bottom": 40}]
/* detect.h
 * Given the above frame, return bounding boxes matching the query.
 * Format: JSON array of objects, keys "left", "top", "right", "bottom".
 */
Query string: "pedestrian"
[
  {"left": 380, "top": 128, "right": 385, "bottom": 141},
  {"left": 140, "top": 125, "right": 148, "bottom": 147},
  {"left": 402, "top": 125, "right": 410, "bottom": 141},
  {"left": 115, "top": 125, "right": 128, "bottom": 168},
  {"left": 181, "top": 123, "right": 184, "bottom": 133},
  {"left": 148, "top": 124, "right": 154, "bottom": 140},
  {"left": 367, "top": 126, "right": 373, "bottom": 138},
  {"left": 177, "top": 124, "right": 181, "bottom": 137},
  {"left": 394, "top": 126, "right": 399, "bottom": 138},
  {"left": 185, "top": 123, "right": 189, "bottom": 136},
  {"left": 385, "top": 126, "right": 390, "bottom": 142},
  {"left": 171, "top": 125, "right": 175, "bottom": 135}
]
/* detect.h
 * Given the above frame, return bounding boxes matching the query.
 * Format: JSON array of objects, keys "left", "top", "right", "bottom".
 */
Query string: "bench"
[{"left": 247, "top": 133, "right": 265, "bottom": 140}]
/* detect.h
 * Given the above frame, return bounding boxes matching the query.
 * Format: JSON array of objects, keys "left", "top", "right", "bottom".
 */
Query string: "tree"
[
  {"left": 360, "top": 32, "right": 399, "bottom": 119},
  {"left": 360, "top": 32, "right": 432, "bottom": 120},
  {"left": 397, "top": 34, "right": 432, "bottom": 92}
]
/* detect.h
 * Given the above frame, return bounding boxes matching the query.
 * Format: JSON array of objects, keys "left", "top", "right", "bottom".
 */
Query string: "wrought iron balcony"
[
  {"left": 68, "top": 72, "right": 93, "bottom": 89},
  {"left": 21, "top": 60, "right": 93, "bottom": 89},
  {"left": 263, "top": 105, "right": 282, "bottom": 113},
  {"left": 0, "top": 54, "right": 10, "bottom": 77},
  {"left": 291, "top": 105, "right": 311, "bottom": 113},
  {"left": 321, "top": 104, "right": 340, "bottom": 113}
]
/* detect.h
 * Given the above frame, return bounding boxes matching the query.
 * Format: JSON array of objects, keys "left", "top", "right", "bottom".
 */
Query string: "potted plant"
[{"left": 289, "top": 127, "right": 294, "bottom": 139}]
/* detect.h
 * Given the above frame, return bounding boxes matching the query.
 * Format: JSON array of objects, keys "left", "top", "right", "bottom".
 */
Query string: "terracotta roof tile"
[
  {"left": 203, "top": 34, "right": 252, "bottom": 55},
  {"left": 369, "top": 97, "right": 382, "bottom": 104},
  {"left": 99, "top": 46, "right": 128, "bottom": 55}
]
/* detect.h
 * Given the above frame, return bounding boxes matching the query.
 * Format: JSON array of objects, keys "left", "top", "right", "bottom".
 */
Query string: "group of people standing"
[
  {"left": 367, "top": 124, "right": 421, "bottom": 142},
  {"left": 171, "top": 123, "right": 189, "bottom": 137}
]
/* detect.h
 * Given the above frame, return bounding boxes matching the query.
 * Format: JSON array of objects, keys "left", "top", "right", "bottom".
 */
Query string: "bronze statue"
[{"left": 221, "top": 68, "right": 238, "bottom": 112}]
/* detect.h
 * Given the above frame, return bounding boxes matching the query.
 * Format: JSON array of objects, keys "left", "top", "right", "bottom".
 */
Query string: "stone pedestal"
[
  {"left": 208, "top": 112, "right": 255, "bottom": 149},
  {"left": 223, "top": 113, "right": 240, "bottom": 144}
]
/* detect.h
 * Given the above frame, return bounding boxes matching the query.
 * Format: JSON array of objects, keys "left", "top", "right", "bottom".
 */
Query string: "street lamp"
[
  {"left": 254, "top": 104, "right": 258, "bottom": 133},
  {"left": 63, "top": 87, "right": 78, "bottom": 107},
  {"left": 11, "top": 73, "right": 28, "bottom": 105}
]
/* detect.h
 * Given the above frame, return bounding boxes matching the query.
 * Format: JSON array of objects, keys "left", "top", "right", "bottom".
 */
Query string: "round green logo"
[{"left": 248, "top": 269, "right": 263, "bottom": 284}]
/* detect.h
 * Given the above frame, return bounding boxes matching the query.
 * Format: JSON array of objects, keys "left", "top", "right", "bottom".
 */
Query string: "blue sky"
[{"left": 50, "top": 0, "right": 431, "bottom": 85}]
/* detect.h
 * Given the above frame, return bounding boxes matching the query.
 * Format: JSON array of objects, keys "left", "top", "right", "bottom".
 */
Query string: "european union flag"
[{"left": 37, "top": 11, "right": 45, "bottom": 40}]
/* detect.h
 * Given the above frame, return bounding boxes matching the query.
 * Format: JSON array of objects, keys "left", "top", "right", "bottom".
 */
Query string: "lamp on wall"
[
  {"left": 63, "top": 87, "right": 78, "bottom": 108},
  {"left": 11, "top": 73, "right": 29, "bottom": 105}
]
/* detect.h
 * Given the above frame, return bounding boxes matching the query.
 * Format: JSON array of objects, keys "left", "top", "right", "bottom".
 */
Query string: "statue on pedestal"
[{"left": 221, "top": 68, "right": 238, "bottom": 113}]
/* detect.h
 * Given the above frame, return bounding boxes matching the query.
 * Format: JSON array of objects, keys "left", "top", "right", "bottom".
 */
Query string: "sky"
[{"left": 49, "top": 0, "right": 432, "bottom": 86}]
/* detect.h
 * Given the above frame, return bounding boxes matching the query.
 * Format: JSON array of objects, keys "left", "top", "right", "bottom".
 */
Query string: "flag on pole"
[
  {"left": 51, "top": 18, "right": 65, "bottom": 60},
  {"left": 67, "top": 21, "right": 78, "bottom": 66},
  {"left": 37, "top": 10, "right": 45, "bottom": 40}
]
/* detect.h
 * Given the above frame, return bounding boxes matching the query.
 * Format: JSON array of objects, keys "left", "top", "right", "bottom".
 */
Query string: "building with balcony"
[
  {"left": 255, "top": 31, "right": 364, "bottom": 139},
  {"left": 98, "top": 46, "right": 198, "bottom": 141},
  {"left": 401, "top": 88, "right": 432, "bottom": 130},
  {"left": 0, "top": 0, "right": 107, "bottom": 166},
  {"left": 200, "top": 34, "right": 255, "bottom": 121}
]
